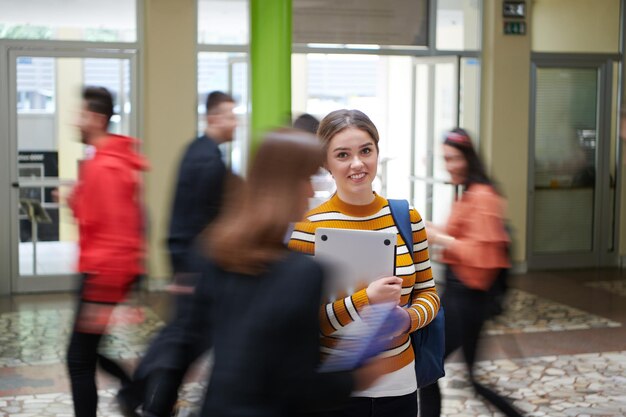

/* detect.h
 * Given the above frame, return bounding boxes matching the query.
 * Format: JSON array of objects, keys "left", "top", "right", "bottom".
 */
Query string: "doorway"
[
  {"left": 2, "top": 46, "right": 138, "bottom": 293},
  {"left": 527, "top": 57, "right": 618, "bottom": 269}
]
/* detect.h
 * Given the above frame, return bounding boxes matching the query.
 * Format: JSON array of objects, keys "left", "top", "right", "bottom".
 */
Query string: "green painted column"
[{"left": 250, "top": 0, "right": 292, "bottom": 154}]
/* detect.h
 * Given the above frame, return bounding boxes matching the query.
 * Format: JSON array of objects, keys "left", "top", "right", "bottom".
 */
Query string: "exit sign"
[{"left": 504, "top": 21, "right": 526, "bottom": 35}]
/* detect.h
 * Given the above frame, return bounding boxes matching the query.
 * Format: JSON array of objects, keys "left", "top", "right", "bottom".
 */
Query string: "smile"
[{"left": 349, "top": 173, "right": 366, "bottom": 180}]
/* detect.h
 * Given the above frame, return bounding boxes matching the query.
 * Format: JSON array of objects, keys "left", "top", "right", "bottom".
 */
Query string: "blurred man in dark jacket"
[
  {"left": 167, "top": 91, "right": 237, "bottom": 273},
  {"left": 119, "top": 92, "right": 237, "bottom": 417}
]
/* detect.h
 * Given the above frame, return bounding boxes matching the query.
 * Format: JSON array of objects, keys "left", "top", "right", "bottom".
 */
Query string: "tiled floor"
[{"left": 0, "top": 270, "right": 625, "bottom": 416}]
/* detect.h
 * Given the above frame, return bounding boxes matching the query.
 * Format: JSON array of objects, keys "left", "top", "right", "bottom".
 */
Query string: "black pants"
[
  {"left": 66, "top": 322, "right": 133, "bottom": 417},
  {"left": 317, "top": 391, "right": 417, "bottom": 417},
  {"left": 418, "top": 269, "right": 487, "bottom": 417},
  {"left": 121, "top": 273, "right": 209, "bottom": 417},
  {"left": 66, "top": 275, "right": 135, "bottom": 417}
]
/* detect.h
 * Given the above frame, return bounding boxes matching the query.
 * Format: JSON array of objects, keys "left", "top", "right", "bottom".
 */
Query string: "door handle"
[{"left": 11, "top": 182, "right": 19, "bottom": 188}]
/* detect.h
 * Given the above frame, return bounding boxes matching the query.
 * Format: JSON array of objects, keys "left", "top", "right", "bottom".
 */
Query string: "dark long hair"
[{"left": 443, "top": 128, "right": 494, "bottom": 190}]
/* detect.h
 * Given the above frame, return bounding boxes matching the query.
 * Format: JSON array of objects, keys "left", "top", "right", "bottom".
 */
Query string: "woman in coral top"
[{"left": 419, "top": 128, "right": 511, "bottom": 417}]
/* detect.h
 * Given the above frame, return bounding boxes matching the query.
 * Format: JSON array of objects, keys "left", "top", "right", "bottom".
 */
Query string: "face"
[
  {"left": 443, "top": 144, "right": 468, "bottom": 185},
  {"left": 207, "top": 101, "right": 237, "bottom": 143},
  {"left": 76, "top": 102, "right": 106, "bottom": 145},
  {"left": 326, "top": 127, "right": 378, "bottom": 204}
]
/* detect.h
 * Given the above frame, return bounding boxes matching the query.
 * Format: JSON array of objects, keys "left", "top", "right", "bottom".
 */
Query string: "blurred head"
[
  {"left": 442, "top": 128, "right": 491, "bottom": 187},
  {"left": 207, "top": 129, "right": 324, "bottom": 275},
  {"left": 77, "top": 87, "right": 114, "bottom": 144},
  {"left": 205, "top": 91, "right": 237, "bottom": 143},
  {"left": 293, "top": 113, "right": 320, "bottom": 134},
  {"left": 318, "top": 109, "right": 379, "bottom": 205}
]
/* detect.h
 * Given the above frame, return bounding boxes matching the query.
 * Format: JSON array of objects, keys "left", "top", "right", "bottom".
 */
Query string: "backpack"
[
  {"left": 388, "top": 199, "right": 445, "bottom": 388},
  {"left": 484, "top": 224, "right": 512, "bottom": 319}
]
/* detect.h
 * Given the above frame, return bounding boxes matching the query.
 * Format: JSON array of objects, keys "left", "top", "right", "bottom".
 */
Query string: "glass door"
[
  {"left": 528, "top": 58, "right": 616, "bottom": 268},
  {"left": 197, "top": 52, "right": 249, "bottom": 175},
  {"left": 8, "top": 49, "right": 137, "bottom": 293},
  {"left": 411, "top": 56, "right": 460, "bottom": 224},
  {"left": 226, "top": 56, "right": 249, "bottom": 175}
]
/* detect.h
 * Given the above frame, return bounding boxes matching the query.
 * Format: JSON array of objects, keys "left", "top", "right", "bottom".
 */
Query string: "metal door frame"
[
  {"left": 527, "top": 54, "right": 620, "bottom": 269},
  {"left": 3, "top": 44, "right": 138, "bottom": 293},
  {"left": 409, "top": 55, "right": 460, "bottom": 220}
]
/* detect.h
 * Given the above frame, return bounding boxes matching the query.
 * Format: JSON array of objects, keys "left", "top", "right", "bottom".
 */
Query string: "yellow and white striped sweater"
[{"left": 288, "top": 193, "right": 440, "bottom": 374}]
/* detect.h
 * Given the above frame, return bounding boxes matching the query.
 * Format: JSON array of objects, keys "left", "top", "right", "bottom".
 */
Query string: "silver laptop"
[{"left": 314, "top": 228, "right": 396, "bottom": 302}]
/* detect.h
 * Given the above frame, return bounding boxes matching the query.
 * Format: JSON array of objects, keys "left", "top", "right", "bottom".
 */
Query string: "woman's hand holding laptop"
[{"left": 366, "top": 276, "right": 403, "bottom": 304}]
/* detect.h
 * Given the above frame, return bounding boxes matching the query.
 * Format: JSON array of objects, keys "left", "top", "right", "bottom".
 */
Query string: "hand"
[
  {"left": 389, "top": 307, "right": 411, "bottom": 337},
  {"left": 352, "top": 358, "right": 388, "bottom": 391},
  {"left": 425, "top": 222, "right": 454, "bottom": 247},
  {"left": 366, "top": 276, "right": 402, "bottom": 305}
]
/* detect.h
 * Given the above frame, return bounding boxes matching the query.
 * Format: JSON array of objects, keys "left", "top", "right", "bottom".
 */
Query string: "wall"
[
  {"left": 480, "top": 0, "right": 532, "bottom": 265},
  {"left": 56, "top": 58, "right": 83, "bottom": 243},
  {"left": 532, "top": 0, "right": 620, "bottom": 53},
  {"left": 143, "top": 0, "right": 197, "bottom": 279}
]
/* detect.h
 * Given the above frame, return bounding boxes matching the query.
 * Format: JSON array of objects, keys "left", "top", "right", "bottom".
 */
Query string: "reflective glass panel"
[
  {"left": 533, "top": 67, "right": 598, "bottom": 253},
  {"left": 198, "top": 0, "right": 249, "bottom": 44},
  {"left": 197, "top": 52, "right": 249, "bottom": 175},
  {"left": 436, "top": 0, "right": 481, "bottom": 51},
  {"left": 16, "top": 56, "right": 133, "bottom": 276},
  {"left": 1, "top": 0, "right": 136, "bottom": 42}
]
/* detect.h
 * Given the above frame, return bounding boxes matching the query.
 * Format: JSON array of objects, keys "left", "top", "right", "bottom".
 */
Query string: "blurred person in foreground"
[
  {"left": 188, "top": 130, "right": 386, "bottom": 417},
  {"left": 118, "top": 91, "right": 238, "bottom": 417},
  {"left": 289, "top": 109, "right": 441, "bottom": 417},
  {"left": 66, "top": 86, "right": 148, "bottom": 417},
  {"left": 419, "top": 128, "right": 515, "bottom": 417}
]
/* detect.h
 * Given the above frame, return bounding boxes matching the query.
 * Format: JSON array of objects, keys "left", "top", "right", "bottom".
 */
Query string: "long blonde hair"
[{"left": 206, "top": 129, "right": 324, "bottom": 275}]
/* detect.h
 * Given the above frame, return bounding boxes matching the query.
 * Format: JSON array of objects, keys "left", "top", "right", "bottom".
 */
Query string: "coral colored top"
[{"left": 440, "top": 184, "right": 511, "bottom": 291}]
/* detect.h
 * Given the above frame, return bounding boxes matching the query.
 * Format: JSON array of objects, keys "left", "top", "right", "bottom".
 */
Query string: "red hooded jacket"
[{"left": 70, "top": 134, "right": 148, "bottom": 303}]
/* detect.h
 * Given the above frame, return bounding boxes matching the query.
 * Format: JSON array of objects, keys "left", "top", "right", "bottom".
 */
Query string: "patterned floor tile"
[
  {"left": 440, "top": 350, "right": 626, "bottom": 417},
  {"left": 2, "top": 351, "right": 624, "bottom": 417},
  {"left": 483, "top": 289, "right": 621, "bottom": 335},
  {"left": 0, "top": 307, "right": 164, "bottom": 368}
]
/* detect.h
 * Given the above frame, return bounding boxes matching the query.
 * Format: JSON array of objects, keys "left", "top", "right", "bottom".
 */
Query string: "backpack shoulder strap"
[{"left": 388, "top": 199, "right": 413, "bottom": 257}]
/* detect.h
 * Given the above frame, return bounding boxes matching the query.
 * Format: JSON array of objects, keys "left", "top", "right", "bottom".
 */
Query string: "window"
[
  {"left": 198, "top": 0, "right": 249, "bottom": 44},
  {"left": 436, "top": 0, "right": 481, "bottom": 51},
  {"left": 0, "top": 0, "right": 137, "bottom": 42}
]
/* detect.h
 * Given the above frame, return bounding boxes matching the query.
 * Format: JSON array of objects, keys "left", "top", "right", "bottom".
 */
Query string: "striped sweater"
[{"left": 288, "top": 193, "right": 440, "bottom": 373}]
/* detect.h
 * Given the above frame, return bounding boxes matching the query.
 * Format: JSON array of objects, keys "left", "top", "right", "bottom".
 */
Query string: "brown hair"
[
  {"left": 83, "top": 86, "right": 114, "bottom": 122},
  {"left": 206, "top": 129, "right": 324, "bottom": 275},
  {"left": 206, "top": 91, "right": 235, "bottom": 115},
  {"left": 317, "top": 109, "right": 380, "bottom": 153}
]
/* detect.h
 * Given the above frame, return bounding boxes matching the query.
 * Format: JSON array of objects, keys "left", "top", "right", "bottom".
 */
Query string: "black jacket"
[
  {"left": 167, "top": 135, "right": 227, "bottom": 273},
  {"left": 193, "top": 252, "right": 354, "bottom": 417}
]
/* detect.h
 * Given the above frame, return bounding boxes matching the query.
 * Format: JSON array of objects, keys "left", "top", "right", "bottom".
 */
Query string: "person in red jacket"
[{"left": 66, "top": 86, "right": 148, "bottom": 417}]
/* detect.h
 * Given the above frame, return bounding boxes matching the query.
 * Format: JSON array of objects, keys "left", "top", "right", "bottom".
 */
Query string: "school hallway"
[{"left": 0, "top": 268, "right": 624, "bottom": 417}]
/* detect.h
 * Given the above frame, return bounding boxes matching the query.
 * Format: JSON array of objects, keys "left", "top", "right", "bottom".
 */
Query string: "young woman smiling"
[{"left": 289, "top": 109, "right": 441, "bottom": 417}]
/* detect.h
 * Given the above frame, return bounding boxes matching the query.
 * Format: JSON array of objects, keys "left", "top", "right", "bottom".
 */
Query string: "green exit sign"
[{"left": 504, "top": 21, "right": 526, "bottom": 35}]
